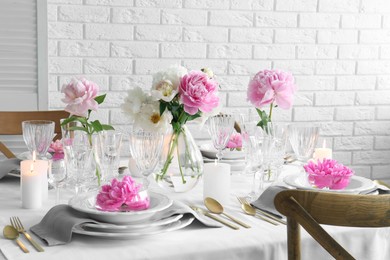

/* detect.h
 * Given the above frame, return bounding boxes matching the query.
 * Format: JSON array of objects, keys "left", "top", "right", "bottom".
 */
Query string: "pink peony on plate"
[{"left": 303, "top": 159, "right": 354, "bottom": 190}]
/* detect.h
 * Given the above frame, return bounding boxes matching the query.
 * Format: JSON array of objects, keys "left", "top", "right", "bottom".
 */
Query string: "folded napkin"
[
  {"left": 251, "top": 186, "right": 287, "bottom": 219},
  {"left": 0, "top": 158, "right": 20, "bottom": 179},
  {"left": 31, "top": 201, "right": 221, "bottom": 246}
]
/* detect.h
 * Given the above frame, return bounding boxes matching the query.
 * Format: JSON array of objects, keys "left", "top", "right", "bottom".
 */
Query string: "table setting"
[{"left": 1, "top": 67, "right": 390, "bottom": 260}]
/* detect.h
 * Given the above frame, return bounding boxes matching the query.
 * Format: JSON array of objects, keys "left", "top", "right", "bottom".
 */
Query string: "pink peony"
[
  {"left": 179, "top": 70, "right": 219, "bottom": 115},
  {"left": 303, "top": 159, "right": 354, "bottom": 190},
  {"left": 61, "top": 78, "right": 99, "bottom": 117},
  {"left": 247, "top": 69, "right": 296, "bottom": 109},
  {"left": 96, "top": 176, "right": 150, "bottom": 212},
  {"left": 48, "top": 140, "right": 64, "bottom": 160},
  {"left": 227, "top": 133, "right": 242, "bottom": 150}
]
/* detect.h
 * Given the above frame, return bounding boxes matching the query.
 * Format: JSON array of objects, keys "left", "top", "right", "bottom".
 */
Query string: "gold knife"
[{"left": 190, "top": 206, "right": 239, "bottom": 230}]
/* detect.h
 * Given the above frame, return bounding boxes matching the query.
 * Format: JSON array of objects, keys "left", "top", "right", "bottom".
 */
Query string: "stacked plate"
[
  {"left": 68, "top": 191, "right": 194, "bottom": 238},
  {"left": 284, "top": 174, "right": 377, "bottom": 194},
  {"left": 199, "top": 143, "right": 245, "bottom": 171}
]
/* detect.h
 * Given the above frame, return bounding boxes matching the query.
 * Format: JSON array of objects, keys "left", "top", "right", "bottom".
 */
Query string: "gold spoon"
[
  {"left": 3, "top": 225, "right": 29, "bottom": 253},
  {"left": 204, "top": 197, "right": 251, "bottom": 228},
  {"left": 238, "top": 199, "right": 279, "bottom": 225}
]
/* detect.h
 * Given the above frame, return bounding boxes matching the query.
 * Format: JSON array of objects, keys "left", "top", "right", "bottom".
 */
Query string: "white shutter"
[
  {"left": 0, "top": 0, "right": 47, "bottom": 159},
  {"left": 0, "top": 0, "right": 47, "bottom": 111}
]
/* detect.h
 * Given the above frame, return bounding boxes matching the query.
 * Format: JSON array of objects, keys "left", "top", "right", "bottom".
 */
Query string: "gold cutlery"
[
  {"left": 204, "top": 197, "right": 251, "bottom": 228},
  {"left": 189, "top": 205, "right": 239, "bottom": 230},
  {"left": 237, "top": 196, "right": 286, "bottom": 225},
  {"left": 10, "top": 216, "right": 44, "bottom": 252},
  {"left": 3, "top": 225, "right": 29, "bottom": 253},
  {"left": 237, "top": 197, "right": 279, "bottom": 225}
]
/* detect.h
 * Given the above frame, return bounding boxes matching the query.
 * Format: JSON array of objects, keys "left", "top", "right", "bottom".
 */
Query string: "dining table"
[{"left": 0, "top": 164, "right": 389, "bottom": 260}]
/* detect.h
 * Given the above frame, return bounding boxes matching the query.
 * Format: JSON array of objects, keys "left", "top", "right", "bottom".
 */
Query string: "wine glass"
[
  {"left": 22, "top": 120, "right": 55, "bottom": 159},
  {"left": 62, "top": 131, "right": 95, "bottom": 194},
  {"left": 206, "top": 114, "right": 235, "bottom": 162},
  {"left": 48, "top": 159, "right": 66, "bottom": 204},
  {"left": 94, "top": 131, "right": 123, "bottom": 183},
  {"left": 128, "top": 129, "right": 164, "bottom": 189},
  {"left": 288, "top": 124, "right": 320, "bottom": 164}
]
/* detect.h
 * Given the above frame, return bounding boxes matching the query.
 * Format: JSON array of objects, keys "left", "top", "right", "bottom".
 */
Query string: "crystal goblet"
[
  {"left": 128, "top": 129, "right": 164, "bottom": 189},
  {"left": 288, "top": 124, "right": 320, "bottom": 164},
  {"left": 22, "top": 120, "right": 55, "bottom": 159},
  {"left": 206, "top": 114, "right": 235, "bottom": 162}
]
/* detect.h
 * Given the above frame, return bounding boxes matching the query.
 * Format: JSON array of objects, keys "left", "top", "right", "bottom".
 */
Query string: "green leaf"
[
  {"left": 90, "top": 120, "right": 103, "bottom": 132},
  {"left": 255, "top": 108, "right": 269, "bottom": 131},
  {"left": 95, "top": 94, "right": 106, "bottom": 105},
  {"left": 160, "top": 102, "right": 167, "bottom": 116},
  {"left": 69, "top": 126, "right": 88, "bottom": 132},
  {"left": 187, "top": 113, "right": 201, "bottom": 122},
  {"left": 101, "top": 124, "right": 115, "bottom": 131},
  {"left": 75, "top": 117, "right": 88, "bottom": 125},
  {"left": 60, "top": 116, "right": 78, "bottom": 126}
]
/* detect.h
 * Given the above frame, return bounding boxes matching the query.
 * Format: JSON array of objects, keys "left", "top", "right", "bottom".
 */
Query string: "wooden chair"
[
  {"left": 274, "top": 189, "right": 390, "bottom": 260},
  {"left": 0, "top": 110, "right": 69, "bottom": 158}
]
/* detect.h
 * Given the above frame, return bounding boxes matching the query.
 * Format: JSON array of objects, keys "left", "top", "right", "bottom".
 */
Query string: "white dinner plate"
[
  {"left": 69, "top": 191, "right": 172, "bottom": 224},
  {"left": 200, "top": 143, "right": 244, "bottom": 160},
  {"left": 283, "top": 174, "right": 376, "bottom": 194},
  {"left": 72, "top": 216, "right": 194, "bottom": 239},
  {"left": 81, "top": 214, "right": 184, "bottom": 232}
]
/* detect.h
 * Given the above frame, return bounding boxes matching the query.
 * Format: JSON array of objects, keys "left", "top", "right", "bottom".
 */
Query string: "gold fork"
[
  {"left": 238, "top": 196, "right": 286, "bottom": 225},
  {"left": 10, "top": 217, "right": 44, "bottom": 252}
]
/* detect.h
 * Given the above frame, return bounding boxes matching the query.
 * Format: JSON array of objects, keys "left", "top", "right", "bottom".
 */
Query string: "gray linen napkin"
[
  {"left": 30, "top": 204, "right": 98, "bottom": 246},
  {"left": 31, "top": 201, "right": 221, "bottom": 246},
  {"left": 251, "top": 186, "right": 287, "bottom": 219},
  {"left": 0, "top": 158, "right": 20, "bottom": 179}
]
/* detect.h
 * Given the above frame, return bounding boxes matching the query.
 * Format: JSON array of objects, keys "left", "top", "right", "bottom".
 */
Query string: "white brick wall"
[{"left": 48, "top": 0, "right": 390, "bottom": 181}]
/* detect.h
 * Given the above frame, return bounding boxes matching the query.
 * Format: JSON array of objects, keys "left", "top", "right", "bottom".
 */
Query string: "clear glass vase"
[{"left": 154, "top": 125, "right": 203, "bottom": 193}]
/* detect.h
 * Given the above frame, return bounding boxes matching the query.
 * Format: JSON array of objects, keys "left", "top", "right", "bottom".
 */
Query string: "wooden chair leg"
[{"left": 287, "top": 217, "right": 300, "bottom": 260}]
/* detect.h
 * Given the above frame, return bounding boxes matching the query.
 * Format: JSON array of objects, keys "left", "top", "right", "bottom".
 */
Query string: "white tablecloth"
[{"left": 0, "top": 166, "right": 389, "bottom": 260}]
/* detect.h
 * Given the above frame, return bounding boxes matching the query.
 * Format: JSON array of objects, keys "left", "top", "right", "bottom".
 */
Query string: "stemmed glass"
[
  {"left": 22, "top": 120, "right": 55, "bottom": 159},
  {"left": 48, "top": 159, "right": 66, "bottom": 204},
  {"left": 94, "top": 131, "right": 123, "bottom": 183},
  {"left": 128, "top": 129, "right": 164, "bottom": 189},
  {"left": 288, "top": 124, "right": 320, "bottom": 164},
  {"left": 62, "top": 130, "right": 95, "bottom": 194},
  {"left": 206, "top": 114, "right": 235, "bottom": 162}
]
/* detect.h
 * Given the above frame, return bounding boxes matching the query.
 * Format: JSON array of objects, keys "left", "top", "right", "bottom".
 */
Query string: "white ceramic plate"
[
  {"left": 283, "top": 174, "right": 376, "bottom": 194},
  {"left": 200, "top": 143, "right": 244, "bottom": 160},
  {"left": 81, "top": 214, "right": 184, "bottom": 232},
  {"left": 69, "top": 191, "right": 172, "bottom": 224},
  {"left": 72, "top": 216, "right": 194, "bottom": 239}
]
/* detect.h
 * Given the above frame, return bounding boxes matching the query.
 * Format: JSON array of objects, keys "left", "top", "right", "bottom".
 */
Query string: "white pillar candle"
[
  {"left": 203, "top": 162, "right": 231, "bottom": 206},
  {"left": 35, "top": 160, "right": 49, "bottom": 201},
  {"left": 313, "top": 140, "right": 332, "bottom": 161},
  {"left": 21, "top": 160, "right": 43, "bottom": 209}
]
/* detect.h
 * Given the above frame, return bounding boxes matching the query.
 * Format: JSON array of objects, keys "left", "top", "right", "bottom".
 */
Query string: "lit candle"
[
  {"left": 203, "top": 163, "right": 231, "bottom": 206},
  {"left": 21, "top": 159, "right": 42, "bottom": 209},
  {"left": 313, "top": 140, "right": 333, "bottom": 161}
]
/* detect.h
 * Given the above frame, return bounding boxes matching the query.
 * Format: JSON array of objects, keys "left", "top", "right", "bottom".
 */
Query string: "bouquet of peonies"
[
  {"left": 121, "top": 65, "right": 221, "bottom": 185},
  {"left": 60, "top": 78, "right": 114, "bottom": 184},
  {"left": 304, "top": 159, "right": 354, "bottom": 190},
  {"left": 247, "top": 69, "right": 296, "bottom": 130},
  {"left": 96, "top": 176, "right": 149, "bottom": 212}
]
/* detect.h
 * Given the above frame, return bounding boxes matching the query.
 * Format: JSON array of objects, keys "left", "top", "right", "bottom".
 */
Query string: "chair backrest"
[
  {"left": 274, "top": 189, "right": 390, "bottom": 260},
  {"left": 0, "top": 111, "right": 69, "bottom": 158}
]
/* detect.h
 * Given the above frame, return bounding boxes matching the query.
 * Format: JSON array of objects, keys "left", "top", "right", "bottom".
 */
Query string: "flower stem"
[{"left": 268, "top": 102, "right": 274, "bottom": 122}]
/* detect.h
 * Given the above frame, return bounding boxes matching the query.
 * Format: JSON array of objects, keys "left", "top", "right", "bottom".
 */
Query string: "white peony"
[
  {"left": 121, "top": 87, "right": 151, "bottom": 120},
  {"left": 133, "top": 102, "right": 172, "bottom": 133},
  {"left": 151, "top": 65, "right": 188, "bottom": 102}
]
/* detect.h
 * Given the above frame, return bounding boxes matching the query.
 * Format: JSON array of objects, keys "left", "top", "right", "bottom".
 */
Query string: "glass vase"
[{"left": 154, "top": 125, "right": 203, "bottom": 193}]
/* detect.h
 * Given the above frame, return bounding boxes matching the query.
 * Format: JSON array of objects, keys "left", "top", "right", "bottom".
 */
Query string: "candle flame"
[
  {"left": 32, "top": 151, "right": 36, "bottom": 161},
  {"left": 322, "top": 140, "right": 327, "bottom": 148}
]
